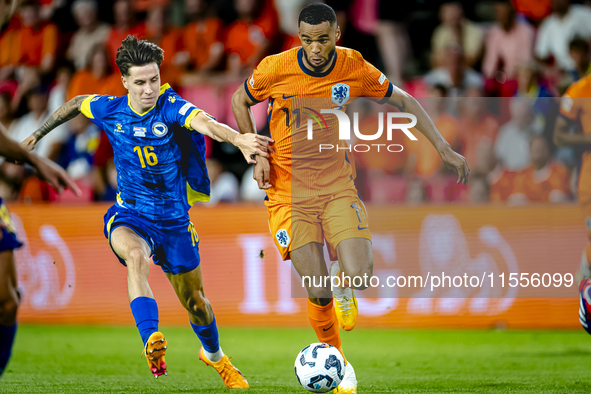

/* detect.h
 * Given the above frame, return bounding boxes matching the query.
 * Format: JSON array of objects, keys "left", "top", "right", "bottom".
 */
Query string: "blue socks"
[
  {"left": 130, "top": 297, "right": 159, "bottom": 345},
  {"left": 0, "top": 323, "right": 17, "bottom": 376},
  {"left": 191, "top": 317, "right": 220, "bottom": 353}
]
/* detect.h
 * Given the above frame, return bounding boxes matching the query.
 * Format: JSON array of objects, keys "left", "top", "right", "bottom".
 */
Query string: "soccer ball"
[{"left": 294, "top": 343, "right": 345, "bottom": 393}]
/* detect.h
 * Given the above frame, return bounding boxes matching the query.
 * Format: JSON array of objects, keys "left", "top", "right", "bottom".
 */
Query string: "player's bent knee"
[
  {"left": 185, "top": 290, "right": 211, "bottom": 318},
  {"left": 126, "top": 248, "right": 150, "bottom": 273},
  {"left": 0, "top": 295, "right": 19, "bottom": 325}
]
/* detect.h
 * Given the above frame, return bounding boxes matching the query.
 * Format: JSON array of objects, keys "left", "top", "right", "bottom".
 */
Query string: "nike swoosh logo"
[
  {"left": 282, "top": 94, "right": 298, "bottom": 99},
  {"left": 358, "top": 226, "right": 368, "bottom": 230},
  {"left": 323, "top": 323, "right": 335, "bottom": 331}
]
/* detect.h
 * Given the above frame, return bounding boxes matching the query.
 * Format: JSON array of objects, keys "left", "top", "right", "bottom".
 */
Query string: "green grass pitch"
[{"left": 1, "top": 325, "right": 590, "bottom": 393}]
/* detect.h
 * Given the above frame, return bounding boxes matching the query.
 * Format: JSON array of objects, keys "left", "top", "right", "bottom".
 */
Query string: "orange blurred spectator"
[
  {"left": 106, "top": 0, "right": 146, "bottom": 69},
  {"left": 406, "top": 84, "right": 458, "bottom": 178},
  {"left": 490, "top": 168, "right": 517, "bottom": 202},
  {"left": 508, "top": 135, "right": 571, "bottom": 204},
  {"left": 512, "top": 0, "right": 552, "bottom": 23},
  {"left": 180, "top": 0, "right": 224, "bottom": 74},
  {"left": 225, "top": 0, "right": 278, "bottom": 77},
  {"left": 15, "top": 1, "right": 58, "bottom": 73},
  {"left": 145, "top": 6, "right": 183, "bottom": 87},
  {"left": 66, "top": 0, "right": 111, "bottom": 70},
  {"left": 134, "top": 0, "right": 170, "bottom": 12},
  {"left": 67, "top": 44, "right": 127, "bottom": 100},
  {"left": 0, "top": 17, "right": 20, "bottom": 75},
  {"left": 455, "top": 87, "right": 499, "bottom": 169}
]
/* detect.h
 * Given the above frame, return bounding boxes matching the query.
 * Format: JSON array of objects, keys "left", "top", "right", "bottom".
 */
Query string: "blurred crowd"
[{"left": 0, "top": 0, "right": 590, "bottom": 205}]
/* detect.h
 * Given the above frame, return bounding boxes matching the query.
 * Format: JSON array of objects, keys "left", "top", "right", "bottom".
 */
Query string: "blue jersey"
[{"left": 81, "top": 84, "right": 210, "bottom": 221}]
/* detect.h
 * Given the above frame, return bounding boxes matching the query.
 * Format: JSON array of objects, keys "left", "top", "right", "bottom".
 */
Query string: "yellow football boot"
[
  {"left": 143, "top": 331, "right": 167, "bottom": 378},
  {"left": 199, "top": 347, "right": 249, "bottom": 389},
  {"left": 330, "top": 262, "right": 358, "bottom": 331}
]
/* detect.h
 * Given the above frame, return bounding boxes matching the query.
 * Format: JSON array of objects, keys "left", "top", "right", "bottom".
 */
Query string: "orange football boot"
[{"left": 199, "top": 347, "right": 249, "bottom": 389}]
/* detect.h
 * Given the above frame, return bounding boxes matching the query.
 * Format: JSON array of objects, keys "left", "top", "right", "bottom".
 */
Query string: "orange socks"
[{"left": 307, "top": 299, "right": 345, "bottom": 361}]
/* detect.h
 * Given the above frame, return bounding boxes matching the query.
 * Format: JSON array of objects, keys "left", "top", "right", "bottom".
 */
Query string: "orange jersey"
[
  {"left": 489, "top": 168, "right": 517, "bottom": 202},
  {"left": 560, "top": 75, "right": 591, "bottom": 204},
  {"left": 183, "top": 18, "right": 223, "bottom": 70},
  {"left": 245, "top": 47, "right": 393, "bottom": 199},
  {"left": 16, "top": 23, "right": 57, "bottom": 67},
  {"left": 67, "top": 71, "right": 127, "bottom": 101},
  {"left": 511, "top": 162, "right": 570, "bottom": 203}
]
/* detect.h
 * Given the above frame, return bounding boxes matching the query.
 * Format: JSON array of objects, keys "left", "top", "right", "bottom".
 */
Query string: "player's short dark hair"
[
  {"left": 298, "top": 3, "right": 337, "bottom": 27},
  {"left": 115, "top": 35, "right": 164, "bottom": 77}
]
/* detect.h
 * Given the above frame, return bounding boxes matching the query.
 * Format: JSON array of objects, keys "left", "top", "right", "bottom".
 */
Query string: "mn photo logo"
[{"left": 307, "top": 109, "right": 418, "bottom": 153}]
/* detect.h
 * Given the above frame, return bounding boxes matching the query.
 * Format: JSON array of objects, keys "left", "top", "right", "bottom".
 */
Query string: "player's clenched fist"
[
  {"left": 234, "top": 133, "right": 274, "bottom": 164},
  {"left": 439, "top": 146, "right": 470, "bottom": 185}
]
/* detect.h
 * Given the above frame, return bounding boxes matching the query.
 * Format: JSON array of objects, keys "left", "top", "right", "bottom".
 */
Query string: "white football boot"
[{"left": 333, "top": 361, "right": 357, "bottom": 393}]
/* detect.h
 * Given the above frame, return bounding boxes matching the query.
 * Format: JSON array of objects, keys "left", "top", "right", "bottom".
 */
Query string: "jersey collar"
[
  {"left": 127, "top": 83, "right": 171, "bottom": 116},
  {"left": 297, "top": 48, "right": 337, "bottom": 78}
]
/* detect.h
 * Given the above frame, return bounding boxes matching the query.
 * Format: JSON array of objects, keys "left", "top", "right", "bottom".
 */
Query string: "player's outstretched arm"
[
  {"left": 21, "top": 95, "right": 91, "bottom": 152},
  {"left": 231, "top": 84, "right": 272, "bottom": 189},
  {"left": 554, "top": 116, "right": 591, "bottom": 149},
  {"left": 190, "top": 111, "right": 273, "bottom": 165},
  {"left": 0, "top": 122, "right": 81, "bottom": 195},
  {"left": 388, "top": 86, "right": 470, "bottom": 184}
]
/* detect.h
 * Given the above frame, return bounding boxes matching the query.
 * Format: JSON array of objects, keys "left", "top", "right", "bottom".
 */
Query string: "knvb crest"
[
  {"left": 331, "top": 83, "right": 349, "bottom": 106},
  {"left": 275, "top": 229, "right": 290, "bottom": 247}
]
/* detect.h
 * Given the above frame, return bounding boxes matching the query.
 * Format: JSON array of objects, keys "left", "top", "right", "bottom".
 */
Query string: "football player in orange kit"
[
  {"left": 232, "top": 3, "right": 469, "bottom": 392},
  {"left": 554, "top": 74, "right": 591, "bottom": 332}
]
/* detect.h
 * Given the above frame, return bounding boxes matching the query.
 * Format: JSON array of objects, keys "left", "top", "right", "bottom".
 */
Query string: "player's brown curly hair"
[{"left": 115, "top": 35, "right": 164, "bottom": 77}]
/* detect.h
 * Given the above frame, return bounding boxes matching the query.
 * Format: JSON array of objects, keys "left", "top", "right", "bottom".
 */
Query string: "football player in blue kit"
[{"left": 22, "top": 36, "right": 273, "bottom": 388}]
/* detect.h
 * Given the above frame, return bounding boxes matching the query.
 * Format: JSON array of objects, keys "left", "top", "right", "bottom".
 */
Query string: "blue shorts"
[
  {"left": 0, "top": 198, "right": 23, "bottom": 253},
  {"left": 103, "top": 204, "right": 200, "bottom": 275}
]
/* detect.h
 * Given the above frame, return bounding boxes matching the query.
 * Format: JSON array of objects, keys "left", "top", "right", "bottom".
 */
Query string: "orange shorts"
[{"left": 265, "top": 187, "right": 372, "bottom": 261}]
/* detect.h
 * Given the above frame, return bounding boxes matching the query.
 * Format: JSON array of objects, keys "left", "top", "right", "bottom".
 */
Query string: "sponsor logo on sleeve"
[
  {"left": 179, "top": 102, "right": 194, "bottom": 116},
  {"left": 379, "top": 73, "right": 386, "bottom": 85}
]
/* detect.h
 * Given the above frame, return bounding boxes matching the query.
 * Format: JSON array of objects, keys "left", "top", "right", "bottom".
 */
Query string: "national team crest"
[
  {"left": 275, "top": 229, "right": 290, "bottom": 247},
  {"left": 152, "top": 122, "right": 168, "bottom": 137},
  {"left": 331, "top": 83, "right": 350, "bottom": 106}
]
